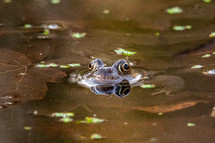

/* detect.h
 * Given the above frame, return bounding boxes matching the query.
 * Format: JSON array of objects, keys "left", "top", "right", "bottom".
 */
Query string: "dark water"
[{"left": 0, "top": 0, "right": 215, "bottom": 143}]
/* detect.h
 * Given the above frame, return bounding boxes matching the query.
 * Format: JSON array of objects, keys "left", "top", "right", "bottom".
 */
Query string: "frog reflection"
[
  {"left": 69, "top": 58, "right": 185, "bottom": 97},
  {"left": 90, "top": 79, "right": 131, "bottom": 97}
]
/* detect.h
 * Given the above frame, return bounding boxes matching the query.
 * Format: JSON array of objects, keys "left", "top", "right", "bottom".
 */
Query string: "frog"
[{"left": 69, "top": 58, "right": 185, "bottom": 97}]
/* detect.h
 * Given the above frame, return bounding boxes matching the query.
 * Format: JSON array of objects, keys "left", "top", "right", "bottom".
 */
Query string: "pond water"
[{"left": 0, "top": 0, "right": 215, "bottom": 143}]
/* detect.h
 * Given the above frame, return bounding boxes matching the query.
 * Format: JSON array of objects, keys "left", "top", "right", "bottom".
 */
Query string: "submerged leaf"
[
  {"left": 51, "top": 0, "right": 61, "bottom": 4},
  {"left": 3, "top": 0, "right": 12, "bottom": 3},
  {"left": 166, "top": 7, "right": 183, "bottom": 14},
  {"left": 203, "top": 0, "right": 211, "bottom": 3},
  {"left": 24, "top": 126, "right": 32, "bottom": 130},
  {"left": 103, "top": 9, "right": 110, "bottom": 14}
]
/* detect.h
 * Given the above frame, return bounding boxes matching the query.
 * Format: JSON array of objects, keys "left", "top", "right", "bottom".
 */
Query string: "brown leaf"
[{"left": 0, "top": 49, "right": 66, "bottom": 109}]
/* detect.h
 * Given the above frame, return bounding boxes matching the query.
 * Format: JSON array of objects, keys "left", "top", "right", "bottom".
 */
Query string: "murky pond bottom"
[{"left": 0, "top": 0, "right": 215, "bottom": 143}]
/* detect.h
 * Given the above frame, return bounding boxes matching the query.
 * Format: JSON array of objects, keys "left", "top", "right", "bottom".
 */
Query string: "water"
[{"left": 0, "top": 0, "right": 215, "bottom": 142}]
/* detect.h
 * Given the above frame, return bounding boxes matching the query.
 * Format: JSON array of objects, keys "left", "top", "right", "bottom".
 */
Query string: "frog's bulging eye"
[
  {"left": 119, "top": 63, "right": 131, "bottom": 74},
  {"left": 88, "top": 63, "right": 94, "bottom": 70},
  {"left": 122, "top": 63, "right": 130, "bottom": 71}
]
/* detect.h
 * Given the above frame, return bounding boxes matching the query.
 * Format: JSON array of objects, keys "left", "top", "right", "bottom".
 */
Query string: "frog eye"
[
  {"left": 88, "top": 63, "right": 94, "bottom": 70},
  {"left": 119, "top": 63, "right": 131, "bottom": 74}
]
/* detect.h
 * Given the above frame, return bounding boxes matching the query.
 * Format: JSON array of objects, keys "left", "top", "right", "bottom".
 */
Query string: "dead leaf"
[{"left": 0, "top": 49, "right": 66, "bottom": 109}]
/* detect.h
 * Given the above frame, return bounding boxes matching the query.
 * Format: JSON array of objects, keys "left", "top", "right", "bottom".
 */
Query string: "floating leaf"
[
  {"left": 114, "top": 48, "right": 136, "bottom": 56},
  {"left": 68, "top": 63, "right": 81, "bottom": 67},
  {"left": 60, "top": 117, "right": 73, "bottom": 123},
  {"left": 209, "top": 32, "right": 215, "bottom": 38},
  {"left": 24, "top": 126, "right": 32, "bottom": 130},
  {"left": 59, "top": 65, "right": 70, "bottom": 68},
  {"left": 166, "top": 7, "right": 183, "bottom": 14},
  {"left": 76, "top": 117, "right": 104, "bottom": 124},
  {"left": 35, "top": 62, "right": 80, "bottom": 68},
  {"left": 140, "top": 84, "right": 155, "bottom": 88},
  {"left": 91, "top": 134, "right": 103, "bottom": 140},
  {"left": 72, "top": 32, "right": 86, "bottom": 38},
  {"left": 155, "top": 32, "right": 160, "bottom": 36},
  {"left": 51, "top": 0, "right": 60, "bottom": 4},
  {"left": 0, "top": 49, "right": 66, "bottom": 108},
  {"left": 24, "top": 24, "right": 33, "bottom": 29},
  {"left": 187, "top": 123, "right": 195, "bottom": 127},
  {"left": 52, "top": 112, "right": 74, "bottom": 118},
  {"left": 203, "top": 0, "right": 211, "bottom": 3},
  {"left": 191, "top": 65, "right": 204, "bottom": 69},
  {"left": 173, "top": 25, "right": 192, "bottom": 31},
  {"left": 43, "top": 29, "right": 50, "bottom": 36},
  {"left": 201, "top": 54, "right": 211, "bottom": 58}
]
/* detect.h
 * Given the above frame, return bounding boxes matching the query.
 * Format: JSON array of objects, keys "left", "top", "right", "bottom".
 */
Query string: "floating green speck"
[
  {"left": 49, "top": 63, "right": 58, "bottom": 67},
  {"left": 24, "top": 24, "right": 33, "bottom": 29},
  {"left": 43, "top": 29, "right": 50, "bottom": 36},
  {"left": 158, "top": 112, "right": 163, "bottom": 116},
  {"left": 72, "top": 32, "right": 86, "bottom": 38},
  {"left": 24, "top": 126, "right": 32, "bottom": 130},
  {"left": 52, "top": 112, "right": 74, "bottom": 118},
  {"left": 68, "top": 63, "right": 81, "bottom": 67},
  {"left": 201, "top": 54, "right": 211, "bottom": 58},
  {"left": 155, "top": 32, "right": 160, "bottom": 36},
  {"left": 60, "top": 117, "right": 73, "bottom": 123},
  {"left": 76, "top": 117, "right": 104, "bottom": 124},
  {"left": 60, "top": 65, "right": 70, "bottom": 68},
  {"left": 51, "top": 0, "right": 61, "bottom": 4},
  {"left": 141, "top": 84, "right": 155, "bottom": 88},
  {"left": 191, "top": 65, "right": 204, "bottom": 69},
  {"left": 209, "top": 32, "right": 215, "bottom": 38},
  {"left": 114, "top": 48, "right": 136, "bottom": 56},
  {"left": 203, "top": 0, "right": 211, "bottom": 3},
  {"left": 35, "top": 64, "right": 48, "bottom": 68},
  {"left": 173, "top": 25, "right": 192, "bottom": 31},
  {"left": 166, "top": 7, "right": 183, "bottom": 14},
  {"left": 91, "top": 134, "right": 103, "bottom": 140},
  {"left": 187, "top": 123, "right": 195, "bottom": 127}
]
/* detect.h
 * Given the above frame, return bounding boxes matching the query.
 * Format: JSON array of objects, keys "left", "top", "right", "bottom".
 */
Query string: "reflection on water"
[
  {"left": 0, "top": 0, "right": 215, "bottom": 143},
  {"left": 90, "top": 79, "right": 131, "bottom": 97}
]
